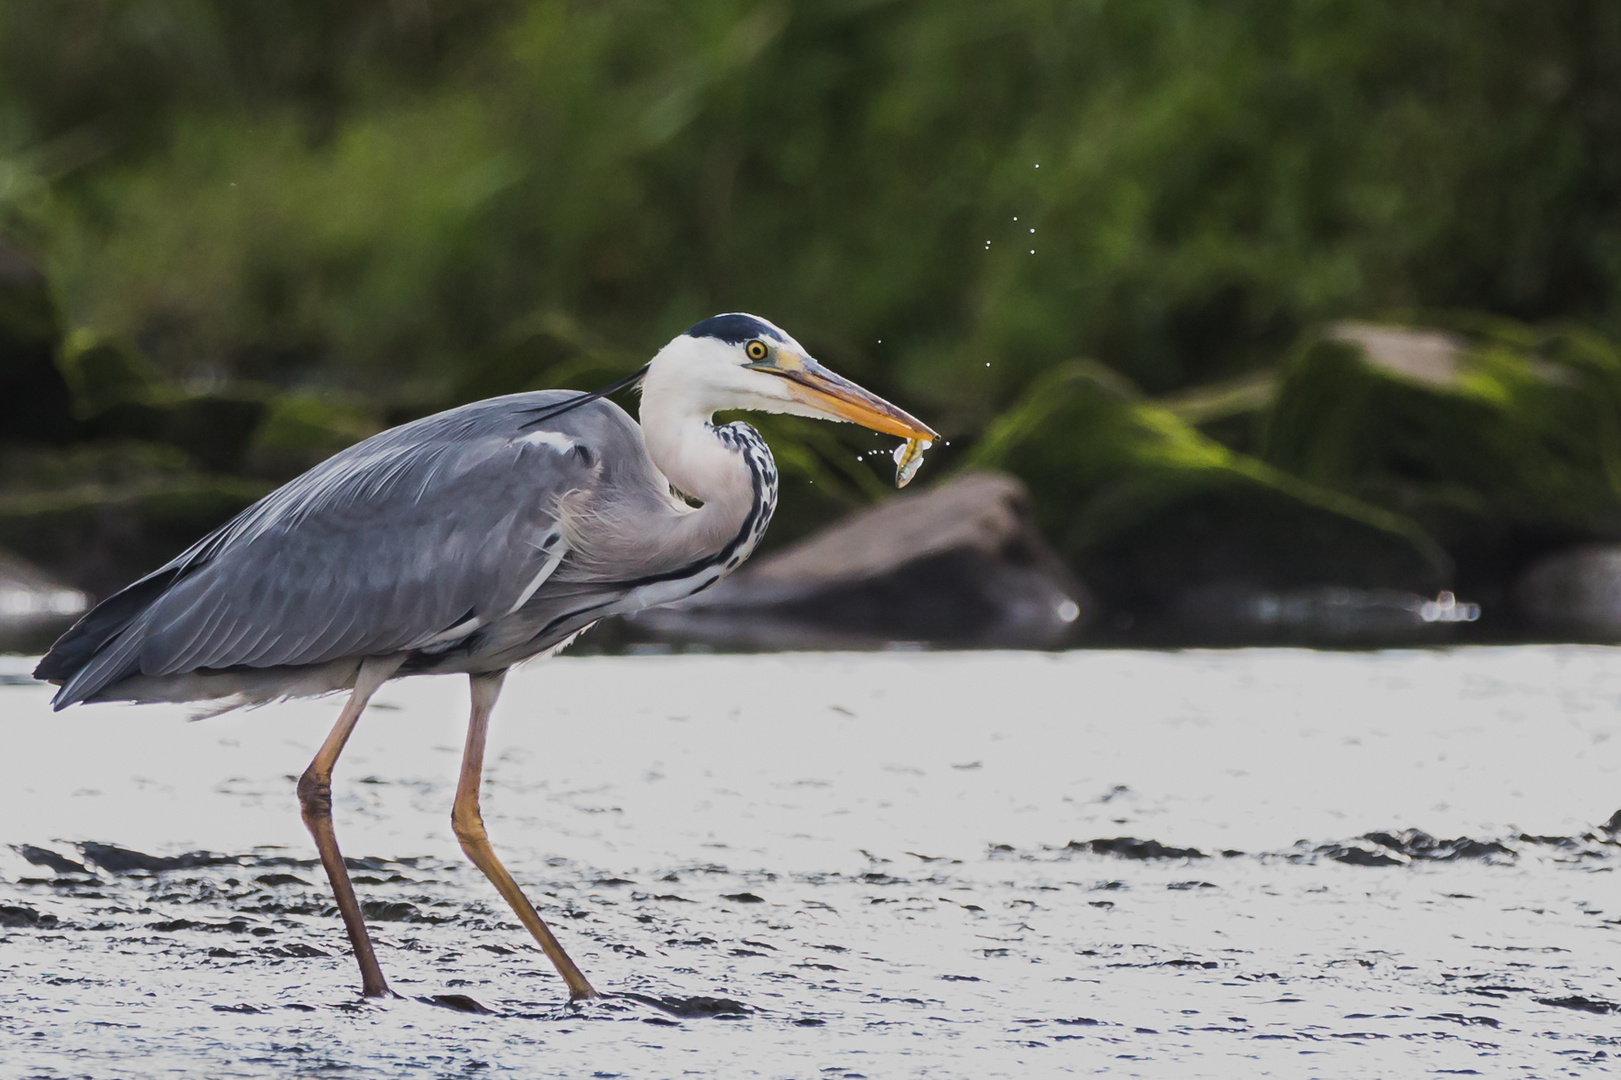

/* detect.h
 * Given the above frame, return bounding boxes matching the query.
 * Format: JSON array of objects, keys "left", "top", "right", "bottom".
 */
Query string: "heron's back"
[{"left": 35, "top": 391, "right": 663, "bottom": 709}]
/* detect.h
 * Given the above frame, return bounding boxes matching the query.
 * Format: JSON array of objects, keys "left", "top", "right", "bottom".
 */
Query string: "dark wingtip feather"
[{"left": 32, "top": 568, "right": 183, "bottom": 704}]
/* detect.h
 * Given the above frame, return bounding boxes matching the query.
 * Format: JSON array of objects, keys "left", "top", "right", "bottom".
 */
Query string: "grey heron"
[{"left": 33, "top": 313, "right": 937, "bottom": 1001}]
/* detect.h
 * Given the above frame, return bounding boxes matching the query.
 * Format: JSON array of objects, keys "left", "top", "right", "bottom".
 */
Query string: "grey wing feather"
[{"left": 48, "top": 391, "right": 646, "bottom": 707}]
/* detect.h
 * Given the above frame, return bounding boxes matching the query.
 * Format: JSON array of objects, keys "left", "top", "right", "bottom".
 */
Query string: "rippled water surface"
[{"left": 3, "top": 648, "right": 1621, "bottom": 1077}]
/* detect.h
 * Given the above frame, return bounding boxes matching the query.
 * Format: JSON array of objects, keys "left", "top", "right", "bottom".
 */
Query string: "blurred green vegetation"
[
  {"left": 2, "top": 1, "right": 1621, "bottom": 630},
  {"left": 6, "top": 2, "right": 1620, "bottom": 401}
]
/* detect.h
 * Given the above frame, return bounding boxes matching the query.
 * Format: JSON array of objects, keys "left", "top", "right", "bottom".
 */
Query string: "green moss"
[
  {"left": 57, "top": 330, "right": 161, "bottom": 415},
  {"left": 0, "top": 472, "right": 268, "bottom": 598},
  {"left": 970, "top": 361, "right": 1448, "bottom": 615},
  {"left": 1259, "top": 323, "right": 1621, "bottom": 537},
  {"left": 1156, "top": 371, "right": 1277, "bottom": 454},
  {"left": 245, "top": 393, "right": 380, "bottom": 480},
  {"left": 83, "top": 390, "right": 270, "bottom": 473},
  {"left": 0, "top": 440, "right": 194, "bottom": 494}
]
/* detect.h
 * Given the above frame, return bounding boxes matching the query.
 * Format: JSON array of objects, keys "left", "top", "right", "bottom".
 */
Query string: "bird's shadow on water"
[
  {"left": 607, "top": 990, "right": 751, "bottom": 1018},
  {"left": 10, "top": 840, "right": 763, "bottom": 1027},
  {"left": 209, "top": 988, "right": 756, "bottom": 1023},
  {"left": 412, "top": 989, "right": 752, "bottom": 1022}
]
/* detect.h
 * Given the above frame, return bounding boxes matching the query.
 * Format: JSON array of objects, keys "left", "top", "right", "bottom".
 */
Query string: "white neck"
[
  {"left": 638, "top": 389, "right": 742, "bottom": 500},
  {"left": 635, "top": 364, "right": 758, "bottom": 560}
]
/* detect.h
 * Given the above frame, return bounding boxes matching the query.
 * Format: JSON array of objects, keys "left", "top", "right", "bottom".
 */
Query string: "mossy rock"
[
  {"left": 57, "top": 330, "right": 162, "bottom": 415},
  {"left": 1262, "top": 322, "right": 1621, "bottom": 525},
  {"left": 83, "top": 390, "right": 270, "bottom": 473},
  {"left": 244, "top": 394, "right": 382, "bottom": 480},
  {"left": 1156, "top": 371, "right": 1276, "bottom": 455},
  {"left": 0, "top": 467, "right": 268, "bottom": 599},
  {"left": 0, "top": 440, "right": 196, "bottom": 495},
  {"left": 969, "top": 361, "right": 1448, "bottom": 626},
  {"left": 1259, "top": 321, "right": 1621, "bottom": 595}
]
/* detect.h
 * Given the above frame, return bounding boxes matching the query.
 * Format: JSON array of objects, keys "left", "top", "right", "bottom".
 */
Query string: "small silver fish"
[{"left": 892, "top": 437, "right": 931, "bottom": 488}]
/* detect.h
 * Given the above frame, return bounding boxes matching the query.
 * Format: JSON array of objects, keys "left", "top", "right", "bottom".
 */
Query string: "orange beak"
[{"left": 751, "top": 352, "right": 938, "bottom": 441}]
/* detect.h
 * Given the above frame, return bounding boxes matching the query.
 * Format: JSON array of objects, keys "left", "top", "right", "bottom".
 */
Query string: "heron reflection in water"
[{"left": 34, "top": 314, "right": 937, "bottom": 1001}]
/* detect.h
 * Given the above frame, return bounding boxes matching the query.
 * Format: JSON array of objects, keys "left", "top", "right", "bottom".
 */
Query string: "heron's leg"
[
  {"left": 452, "top": 670, "right": 599, "bottom": 1000},
  {"left": 297, "top": 654, "right": 405, "bottom": 998}
]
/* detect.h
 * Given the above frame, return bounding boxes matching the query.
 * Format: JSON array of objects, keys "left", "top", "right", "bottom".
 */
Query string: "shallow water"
[{"left": 2, "top": 648, "right": 1620, "bottom": 1077}]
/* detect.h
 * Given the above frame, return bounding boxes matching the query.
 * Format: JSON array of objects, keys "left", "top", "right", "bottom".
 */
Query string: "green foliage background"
[
  {"left": 2, "top": 0, "right": 1620, "bottom": 607},
  {"left": 6, "top": 2, "right": 1618, "bottom": 394}
]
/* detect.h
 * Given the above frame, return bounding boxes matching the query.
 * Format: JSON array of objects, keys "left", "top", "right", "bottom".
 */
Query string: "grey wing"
[{"left": 47, "top": 392, "right": 647, "bottom": 706}]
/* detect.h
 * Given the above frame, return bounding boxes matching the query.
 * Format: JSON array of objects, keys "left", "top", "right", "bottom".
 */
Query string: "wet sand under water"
[{"left": 1, "top": 647, "right": 1620, "bottom": 1077}]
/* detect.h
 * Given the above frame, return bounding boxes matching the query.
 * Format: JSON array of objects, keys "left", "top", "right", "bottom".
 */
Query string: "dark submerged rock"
[
  {"left": 1319, "top": 844, "right": 1405, "bottom": 868},
  {"left": 0, "top": 903, "right": 60, "bottom": 928},
  {"left": 15, "top": 844, "right": 93, "bottom": 876},
  {"left": 1069, "top": 838, "right": 1207, "bottom": 860},
  {"left": 1536, "top": 996, "right": 1621, "bottom": 1015},
  {"left": 78, "top": 843, "right": 238, "bottom": 873},
  {"left": 1314, "top": 829, "right": 1517, "bottom": 866}
]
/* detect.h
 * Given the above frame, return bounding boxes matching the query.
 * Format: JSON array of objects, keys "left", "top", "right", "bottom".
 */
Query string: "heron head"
[{"left": 645, "top": 313, "right": 937, "bottom": 441}]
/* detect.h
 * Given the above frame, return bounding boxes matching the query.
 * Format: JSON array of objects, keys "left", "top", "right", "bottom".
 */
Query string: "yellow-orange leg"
[
  {"left": 297, "top": 654, "right": 405, "bottom": 998},
  {"left": 452, "top": 670, "right": 598, "bottom": 1000}
]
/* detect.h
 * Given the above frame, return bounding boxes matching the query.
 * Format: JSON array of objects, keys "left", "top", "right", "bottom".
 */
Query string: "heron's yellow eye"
[{"left": 745, "top": 340, "right": 769, "bottom": 362}]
